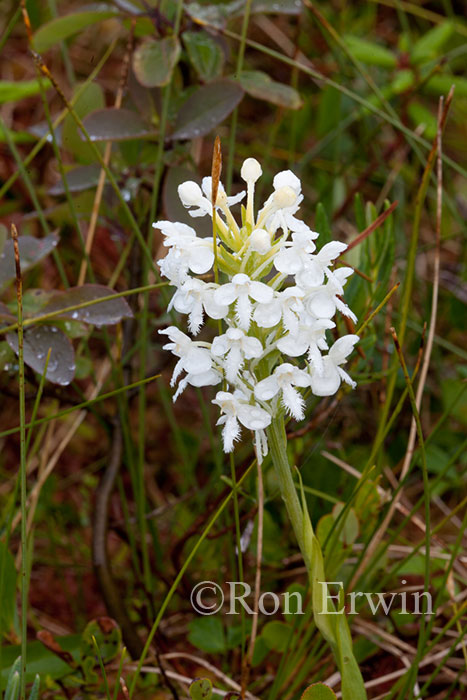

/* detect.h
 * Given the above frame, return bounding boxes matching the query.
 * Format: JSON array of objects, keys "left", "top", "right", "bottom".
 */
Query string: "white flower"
[
  {"left": 295, "top": 241, "right": 348, "bottom": 288},
  {"left": 255, "top": 363, "right": 310, "bottom": 420},
  {"left": 304, "top": 267, "right": 356, "bottom": 322},
  {"left": 213, "top": 390, "right": 271, "bottom": 452},
  {"left": 159, "top": 326, "right": 213, "bottom": 386},
  {"left": 173, "top": 367, "right": 222, "bottom": 401},
  {"left": 249, "top": 228, "right": 271, "bottom": 254},
  {"left": 259, "top": 170, "right": 316, "bottom": 236},
  {"left": 276, "top": 316, "right": 335, "bottom": 374},
  {"left": 169, "top": 278, "right": 229, "bottom": 335},
  {"left": 214, "top": 273, "right": 273, "bottom": 330},
  {"left": 154, "top": 220, "right": 214, "bottom": 276},
  {"left": 309, "top": 335, "right": 359, "bottom": 396},
  {"left": 253, "top": 286, "right": 305, "bottom": 336},
  {"left": 274, "top": 231, "right": 318, "bottom": 275},
  {"left": 178, "top": 178, "right": 244, "bottom": 218},
  {"left": 211, "top": 328, "right": 262, "bottom": 384}
]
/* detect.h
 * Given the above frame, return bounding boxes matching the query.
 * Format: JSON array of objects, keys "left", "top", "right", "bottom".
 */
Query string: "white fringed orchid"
[
  {"left": 213, "top": 390, "right": 271, "bottom": 453},
  {"left": 255, "top": 363, "right": 311, "bottom": 420},
  {"left": 156, "top": 158, "right": 359, "bottom": 458}
]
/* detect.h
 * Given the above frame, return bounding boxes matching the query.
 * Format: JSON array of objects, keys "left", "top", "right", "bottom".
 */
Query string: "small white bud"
[
  {"left": 273, "top": 186, "right": 297, "bottom": 208},
  {"left": 249, "top": 228, "right": 271, "bottom": 254},
  {"left": 178, "top": 181, "right": 203, "bottom": 206},
  {"left": 241, "top": 158, "right": 262, "bottom": 184}
]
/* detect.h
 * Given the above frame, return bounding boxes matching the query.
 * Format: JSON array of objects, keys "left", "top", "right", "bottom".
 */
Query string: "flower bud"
[
  {"left": 178, "top": 181, "right": 203, "bottom": 206},
  {"left": 249, "top": 228, "right": 271, "bottom": 254},
  {"left": 273, "top": 186, "right": 297, "bottom": 209},
  {"left": 241, "top": 158, "right": 262, "bottom": 184}
]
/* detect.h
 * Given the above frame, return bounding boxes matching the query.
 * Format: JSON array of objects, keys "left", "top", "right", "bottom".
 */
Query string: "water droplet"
[
  {"left": 51, "top": 326, "right": 58, "bottom": 333},
  {"left": 36, "top": 351, "right": 45, "bottom": 359},
  {"left": 72, "top": 311, "right": 79, "bottom": 319}
]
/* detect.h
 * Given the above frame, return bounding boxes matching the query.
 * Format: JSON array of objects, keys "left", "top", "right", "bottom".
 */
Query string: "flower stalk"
[{"left": 267, "top": 415, "right": 367, "bottom": 700}]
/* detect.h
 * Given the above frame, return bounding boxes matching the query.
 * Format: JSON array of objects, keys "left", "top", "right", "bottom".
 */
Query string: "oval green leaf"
[
  {"left": 0, "top": 234, "right": 59, "bottom": 291},
  {"left": 32, "top": 5, "right": 120, "bottom": 53},
  {"left": 411, "top": 21, "right": 455, "bottom": 64},
  {"left": 301, "top": 683, "right": 337, "bottom": 700},
  {"left": 237, "top": 70, "right": 302, "bottom": 109},
  {"left": 39, "top": 284, "right": 133, "bottom": 326},
  {"left": 189, "top": 678, "right": 213, "bottom": 700},
  {"left": 82, "top": 108, "right": 155, "bottom": 142},
  {"left": 344, "top": 35, "right": 397, "bottom": 69},
  {"left": 182, "top": 30, "right": 224, "bottom": 81},
  {"left": 133, "top": 36, "right": 181, "bottom": 88},
  {"left": 62, "top": 82, "right": 105, "bottom": 161},
  {"left": 171, "top": 79, "right": 244, "bottom": 141},
  {"left": 48, "top": 165, "right": 102, "bottom": 195},
  {"left": 6, "top": 326, "right": 76, "bottom": 386}
]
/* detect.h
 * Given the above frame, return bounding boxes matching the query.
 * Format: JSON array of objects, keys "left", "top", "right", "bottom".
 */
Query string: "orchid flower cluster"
[{"left": 155, "top": 159, "right": 359, "bottom": 461}]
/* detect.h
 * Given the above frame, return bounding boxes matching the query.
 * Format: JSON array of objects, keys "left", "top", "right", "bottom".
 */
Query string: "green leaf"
[
  {"left": 237, "top": 70, "right": 302, "bottom": 109},
  {"left": 301, "top": 684, "right": 337, "bottom": 700},
  {"left": 1, "top": 636, "right": 82, "bottom": 690},
  {"left": 261, "top": 620, "right": 292, "bottom": 652},
  {"left": 62, "top": 81, "right": 105, "bottom": 162},
  {"left": 407, "top": 101, "right": 437, "bottom": 141},
  {"left": 133, "top": 36, "right": 181, "bottom": 87},
  {"left": 182, "top": 30, "right": 224, "bottom": 81},
  {"left": 32, "top": 5, "right": 120, "bottom": 52},
  {"left": 188, "top": 617, "right": 226, "bottom": 654},
  {"left": 331, "top": 503, "right": 359, "bottom": 546},
  {"left": 171, "top": 79, "right": 244, "bottom": 141},
  {"left": 315, "top": 203, "right": 332, "bottom": 246},
  {"left": 6, "top": 326, "right": 76, "bottom": 386},
  {"left": 0, "top": 80, "right": 51, "bottom": 104},
  {"left": 185, "top": 0, "right": 302, "bottom": 29},
  {"left": 423, "top": 73, "right": 467, "bottom": 98},
  {"left": 411, "top": 21, "right": 455, "bottom": 64},
  {"left": 4, "top": 671, "right": 19, "bottom": 700},
  {"left": 0, "top": 234, "right": 59, "bottom": 291},
  {"left": 82, "top": 108, "right": 155, "bottom": 141},
  {"left": 189, "top": 678, "right": 213, "bottom": 700},
  {"left": 344, "top": 36, "right": 397, "bottom": 69},
  {"left": 39, "top": 284, "right": 133, "bottom": 326},
  {"left": 48, "top": 164, "right": 101, "bottom": 195},
  {"left": 0, "top": 543, "right": 16, "bottom": 636},
  {"left": 28, "top": 675, "right": 40, "bottom": 700}
]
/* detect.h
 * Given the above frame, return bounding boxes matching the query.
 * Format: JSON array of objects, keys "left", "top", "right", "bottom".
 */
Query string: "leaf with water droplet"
[
  {"left": 0, "top": 233, "right": 59, "bottom": 291},
  {"left": 171, "top": 79, "right": 244, "bottom": 141},
  {"left": 81, "top": 108, "right": 156, "bottom": 142},
  {"left": 6, "top": 326, "right": 75, "bottom": 385},
  {"left": 38, "top": 284, "right": 133, "bottom": 326}
]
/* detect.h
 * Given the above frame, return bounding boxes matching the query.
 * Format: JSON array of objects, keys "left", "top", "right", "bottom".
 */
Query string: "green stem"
[
  {"left": 267, "top": 417, "right": 305, "bottom": 556},
  {"left": 266, "top": 416, "right": 367, "bottom": 700}
]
